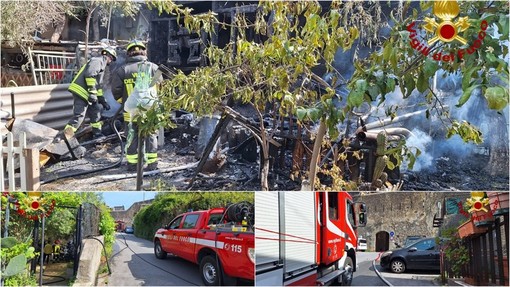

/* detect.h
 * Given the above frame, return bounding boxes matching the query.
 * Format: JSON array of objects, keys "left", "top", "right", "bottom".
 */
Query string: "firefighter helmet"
[
  {"left": 126, "top": 40, "right": 146, "bottom": 52},
  {"left": 101, "top": 47, "right": 117, "bottom": 61}
]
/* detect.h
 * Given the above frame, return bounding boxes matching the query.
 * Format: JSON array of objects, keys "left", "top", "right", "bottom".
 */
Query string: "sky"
[{"left": 101, "top": 191, "right": 157, "bottom": 209}]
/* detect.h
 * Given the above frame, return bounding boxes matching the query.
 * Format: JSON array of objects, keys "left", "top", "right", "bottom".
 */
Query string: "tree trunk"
[
  {"left": 260, "top": 147, "right": 270, "bottom": 191},
  {"left": 84, "top": 6, "right": 97, "bottom": 62},
  {"left": 92, "top": 10, "right": 100, "bottom": 42},
  {"left": 259, "top": 131, "right": 270, "bottom": 191},
  {"left": 50, "top": 14, "right": 66, "bottom": 43},
  {"left": 308, "top": 120, "right": 327, "bottom": 191},
  {"left": 486, "top": 113, "right": 509, "bottom": 177}
]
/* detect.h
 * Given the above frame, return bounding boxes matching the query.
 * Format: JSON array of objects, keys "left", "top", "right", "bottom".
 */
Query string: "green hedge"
[{"left": 133, "top": 192, "right": 254, "bottom": 240}]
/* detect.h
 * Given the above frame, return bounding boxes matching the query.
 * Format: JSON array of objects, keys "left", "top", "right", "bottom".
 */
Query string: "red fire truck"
[
  {"left": 153, "top": 202, "right": 254, "bottom": 286},
  {"left": 255, "top": 191, "right": 366, "bottom": 286}
]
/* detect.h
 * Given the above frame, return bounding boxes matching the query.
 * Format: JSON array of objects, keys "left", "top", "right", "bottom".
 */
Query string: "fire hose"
[{"left": 40, "top": 105, "right": 125, "bottom": 184}]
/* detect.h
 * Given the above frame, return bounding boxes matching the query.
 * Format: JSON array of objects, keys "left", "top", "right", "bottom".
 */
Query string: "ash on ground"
[{"left": 40, "top": 119, "right": 508, "bottom": 192}]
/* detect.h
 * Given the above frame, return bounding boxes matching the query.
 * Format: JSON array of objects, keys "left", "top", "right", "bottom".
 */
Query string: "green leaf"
[
  {"left": 404, "top": 74, "right": 415, "bottom": 98},
  {"left": 499, "top": 15, "right": 509, "bottom": 40},
  {"left": 416, "top": 71, "right": 428, "bottom": 93},
  {"left": 308, "top": 108, "right": 322, "bottom": 121},
  {"left": 1, "top": 237, "right": 18, "bottom": 248},
  {"left": 383, "top": 44, "right": 392, "bottom": 61},
  {"left": 348, "top": 89, "right": 364, "bottom": 107},
  {"left": 296, "top": 108, "right": 307, "bottom": 120},
  {"left": 484, "top": 86, "right": 509, "bottom": 111},
  {"left": 367, "top": 85, "right": 380, "bottom": 100},
  {"left": 3, "top": 254, "right": 27, "bottom": 277},
  {"left": 386, "top": 78, "right": 396, "bottom": 93},
  {"left": 422, "top": 58, "right": 438, "bottom": 79},
  {"left": 486, "top": 53, "right": 498, "bottom": 64},
  {"left": 355, "top": 79, "right": 368, "bottom": 91},
  {"left": 462, "top": 67, "right": 478, "bottom": 90},
  {"left": 457, "top": 85, "right": 480, "bottom": 107},
  {"left": 390, "top": 49, "right": 398, "bottom": 70}
]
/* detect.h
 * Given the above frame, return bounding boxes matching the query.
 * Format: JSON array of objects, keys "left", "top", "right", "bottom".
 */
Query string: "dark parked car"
[
  {"left": 380, "top": 237, "right": 440, "bottom": 273},
  {"left": 404, "top": 235, "right": 426, "bottom": 247},
  {"left": 124, "top": 226, "right": 134, "bottom": 234}
]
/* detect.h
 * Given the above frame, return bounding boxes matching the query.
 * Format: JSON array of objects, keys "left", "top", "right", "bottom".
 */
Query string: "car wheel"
[
  {"left": 154, "top": 240, "right": 167, "bottom": 259},
  {"left": 390, "top": 259, "right": 406, "bottom": 273},
  {"left": 200, "top": 255, "right": 221, "bottom": 286}
]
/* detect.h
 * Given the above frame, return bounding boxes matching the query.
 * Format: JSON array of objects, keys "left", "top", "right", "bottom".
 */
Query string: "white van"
[{"left": 357, "top": 237, "right": 367, "bottom": 252}]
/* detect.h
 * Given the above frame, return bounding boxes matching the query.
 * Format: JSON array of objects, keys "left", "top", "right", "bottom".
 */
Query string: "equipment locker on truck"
[
  {"left": 255, "top": 191, "right": 366, "bottom": 286},
  {"left": 154, "top": 202, "right": 255, "bottom": 286}
]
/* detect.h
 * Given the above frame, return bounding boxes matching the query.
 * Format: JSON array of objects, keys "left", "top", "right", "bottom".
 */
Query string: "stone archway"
[{"left": 375, "top": 231, "right": 390, "bottom": 252}]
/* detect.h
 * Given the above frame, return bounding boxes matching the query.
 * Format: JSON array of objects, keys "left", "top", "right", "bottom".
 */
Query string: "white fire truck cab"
[{"left": 255, "top": 191, "right": 367, "bottom": 286}]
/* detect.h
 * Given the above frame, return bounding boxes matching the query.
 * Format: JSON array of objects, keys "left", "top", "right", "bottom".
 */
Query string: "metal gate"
[
  {"left": 29, "top": 204, "right": 83, "bottom": 284},
  {"left": 28, "top": 48, "right": 77, "bottom": 86}
]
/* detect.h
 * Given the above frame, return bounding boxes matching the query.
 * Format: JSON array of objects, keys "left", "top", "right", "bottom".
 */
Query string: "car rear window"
[
  {"left": 182, "top": 214, "right": 200, "bottom": 229},
  {"left": 208, "top": 213, "right": 223, "bottom": 225}
]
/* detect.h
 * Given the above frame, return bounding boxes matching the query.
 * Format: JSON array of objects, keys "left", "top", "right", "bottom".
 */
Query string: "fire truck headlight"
[{"left": 248, "top": 247, "right": 255, "bottom": 263}]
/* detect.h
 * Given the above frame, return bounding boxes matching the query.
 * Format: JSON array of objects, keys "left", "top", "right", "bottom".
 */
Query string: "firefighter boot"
[
  {"left": 146, "top": 162, "right": 159, "bottom": 171},
  {"left": 127, "top": 164, "right": 137, "bottom": 172}
]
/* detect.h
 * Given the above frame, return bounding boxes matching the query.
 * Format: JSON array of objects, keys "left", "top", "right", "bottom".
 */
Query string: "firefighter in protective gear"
[
  {"left": 111, "top": 40, "right": 161, "bottom": 172},
  {"left": 64, "top": 47, "right": 116, "bottom": 139}
]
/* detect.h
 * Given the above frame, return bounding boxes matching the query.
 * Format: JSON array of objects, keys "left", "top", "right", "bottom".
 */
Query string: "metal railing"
[
  {"left": 28, "top": 48, "right": 77, "bottom": 85},
  {"left": 441, "top": 214, "right": 509, "bottom": 285}
]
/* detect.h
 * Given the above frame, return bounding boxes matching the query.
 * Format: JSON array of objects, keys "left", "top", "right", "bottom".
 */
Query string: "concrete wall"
[
  {"left": 355, "top": 192, "right": 471, "bottom": 251},
  {"left": 110, "top": 199, "right": 153, "bottom": 227},
  {"left": 73, "top": 236, "right": 104, "bottom": 287}
]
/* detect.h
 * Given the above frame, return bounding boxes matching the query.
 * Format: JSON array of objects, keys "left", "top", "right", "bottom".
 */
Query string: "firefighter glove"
[
  {"left": 89, "top": 93, "right": 98, "bottom": 104},
  {"left": 98, "top": 96, "right": 110, "bottom": 111}
]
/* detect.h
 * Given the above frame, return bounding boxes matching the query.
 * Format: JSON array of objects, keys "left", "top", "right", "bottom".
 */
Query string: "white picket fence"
[{"left": 1, "top": 130, "right": 40, "bottom": 191}]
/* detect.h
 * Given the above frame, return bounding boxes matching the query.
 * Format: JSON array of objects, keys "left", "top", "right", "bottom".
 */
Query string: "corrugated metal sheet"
[
  {"left": 255, "top": 191, "right": 281, "bottom": 267},
  {"left": 1, "top": 84, "right": 73, "bottom": 130},
  {"left": 283, "top": 191, "right": 316, "bottom": 274}
]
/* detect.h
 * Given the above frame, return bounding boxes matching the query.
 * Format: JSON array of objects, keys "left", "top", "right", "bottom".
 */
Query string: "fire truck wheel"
[
  {"left": 154, "top": 241, "right": 167, "bottom": 259},
  {"left": 339, "top": 256, "right": 354, "bottom": 286},
  {"left": 200, "top": 255, "right": 220, "bottom": 286},
  {"left": 390, "top": 259, "right": 406, "bottom": 273}
]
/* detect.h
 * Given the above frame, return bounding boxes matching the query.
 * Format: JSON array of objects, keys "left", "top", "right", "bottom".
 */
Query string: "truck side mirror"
[{"left": 354, "top": 202, "right": 367, "bottom": 227}]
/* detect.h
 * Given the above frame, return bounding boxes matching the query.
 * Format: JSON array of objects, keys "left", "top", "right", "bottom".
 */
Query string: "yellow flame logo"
[
  {"left": 423, "top": 0, "right": 471, "bottom": 45},
  {"left": 466, "top": 191, "right": 489, "bottom": 213}
]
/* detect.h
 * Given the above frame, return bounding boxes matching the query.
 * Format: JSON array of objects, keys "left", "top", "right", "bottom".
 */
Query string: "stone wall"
[
  {"left": 81, "top": 203, "right": 100, "bottom": 238},
  {"left": 110, "top": 199, "right": 154, "bottom": 227},
  {"left": 355, "top": 192, "right": 471, "bottom": 251}
]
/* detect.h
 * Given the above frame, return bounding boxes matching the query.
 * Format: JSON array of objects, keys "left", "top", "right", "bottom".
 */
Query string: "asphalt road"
[
  {"left": 352, "top": 252, "right": 438, "bottom": 286},
  {"left": 105, "top": 238, "right": 437, "bottom": 286},
  {"left": 353, "top": 252, "right": 386, "bottom": 286},
  {"left": 106, "top": 233, "right": 203, "bottom": 286}
]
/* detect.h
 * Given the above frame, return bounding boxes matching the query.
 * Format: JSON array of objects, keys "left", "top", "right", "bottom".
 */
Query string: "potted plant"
[
  {"left": 486, "top": 192, "right": 509, "bottom": 216},
  {"left": 457, "top": 218, "right": 488, "bottom": 239},
  {"left": 440, "top": 227, "right": 470, "bottom": 279}
]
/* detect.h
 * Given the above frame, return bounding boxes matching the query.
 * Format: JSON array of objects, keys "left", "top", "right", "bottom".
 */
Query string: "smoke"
[{"left": 404, "top": 128, "right": 433, "bottom": 171}]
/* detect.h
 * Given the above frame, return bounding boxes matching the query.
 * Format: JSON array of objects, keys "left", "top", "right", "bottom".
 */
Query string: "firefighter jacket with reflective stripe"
[
  {"left": 68, "top": 56, "right": 108, "bottom": 102},
  {"left": 111, "top": 55, "right": 159, "bottom": 121}
]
